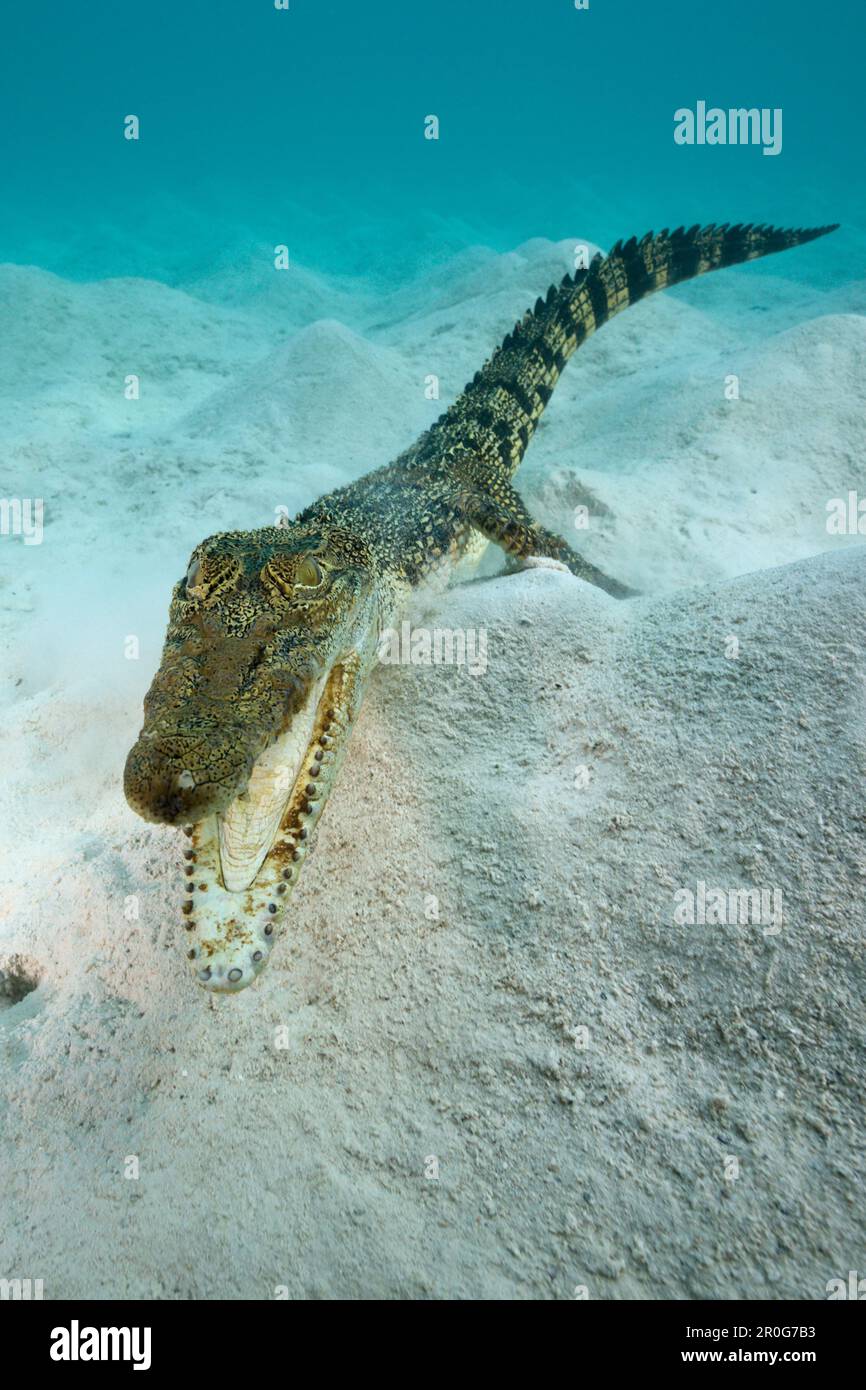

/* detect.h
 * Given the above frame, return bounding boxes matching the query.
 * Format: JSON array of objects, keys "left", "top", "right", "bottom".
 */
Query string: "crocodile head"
[{"left": 124, "top": 522, "right": 380, "bottom": 993}]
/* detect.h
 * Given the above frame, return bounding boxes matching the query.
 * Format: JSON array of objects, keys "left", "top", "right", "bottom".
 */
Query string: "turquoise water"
[{"left": 1, "top": 0, "right": 863, "bottom": 288}]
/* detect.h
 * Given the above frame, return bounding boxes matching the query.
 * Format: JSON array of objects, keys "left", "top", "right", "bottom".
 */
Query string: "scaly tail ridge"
[{"left": 425, "top": 221, "right": 838, "bottom": 481}]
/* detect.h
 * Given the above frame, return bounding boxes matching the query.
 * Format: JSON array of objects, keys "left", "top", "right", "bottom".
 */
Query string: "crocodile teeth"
[{"left": 217, "top": 673, "right": 326, "bottom": 891}]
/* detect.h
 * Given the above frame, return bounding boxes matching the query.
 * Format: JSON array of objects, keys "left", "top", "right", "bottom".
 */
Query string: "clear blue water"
[{"left": 1, "top": 0, "right": 863, "bottom": 290}]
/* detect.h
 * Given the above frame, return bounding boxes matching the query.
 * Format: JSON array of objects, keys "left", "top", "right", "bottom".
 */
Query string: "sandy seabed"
[{"left": 0, "top": 236, "right": 864, "bottom": 1299}]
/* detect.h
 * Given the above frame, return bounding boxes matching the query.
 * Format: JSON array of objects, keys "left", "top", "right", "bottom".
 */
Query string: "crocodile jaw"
[
  {"left": 182, "top": 656, "right": 362, "bottom": 994},
  {"left": 217, "top": 671, "right": 328, "bottom": 893}
]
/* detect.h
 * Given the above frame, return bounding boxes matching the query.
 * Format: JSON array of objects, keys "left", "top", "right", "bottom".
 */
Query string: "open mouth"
[{"left": 182, "top": 660, "right": 354, "bottom": 993}]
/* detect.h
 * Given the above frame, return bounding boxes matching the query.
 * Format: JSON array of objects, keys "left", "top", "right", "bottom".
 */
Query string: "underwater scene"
[{"left": 1, "top": 0, "right": 864, "bottom": 1319}]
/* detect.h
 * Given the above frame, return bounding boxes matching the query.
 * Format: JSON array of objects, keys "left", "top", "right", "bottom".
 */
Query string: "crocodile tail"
[{"left": 427, "top": 221, "right": 839, "bottom": 478}]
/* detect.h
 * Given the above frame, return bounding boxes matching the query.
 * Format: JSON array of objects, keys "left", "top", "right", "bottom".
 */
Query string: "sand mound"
[{"left": 1, "top": 548, "right": 863, "bottom": 1298}]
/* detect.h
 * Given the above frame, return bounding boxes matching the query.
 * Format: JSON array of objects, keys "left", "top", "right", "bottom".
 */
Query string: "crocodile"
[{"left": 124, "top": 220, "right": 838, "bottom": 993}]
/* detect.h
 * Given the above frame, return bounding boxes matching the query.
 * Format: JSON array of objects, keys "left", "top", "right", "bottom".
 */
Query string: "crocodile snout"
[{"left": 123, "top": 735, "right": 241, "bottom": 827}]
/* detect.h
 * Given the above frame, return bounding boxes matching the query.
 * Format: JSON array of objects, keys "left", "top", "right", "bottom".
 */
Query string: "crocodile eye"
[
  {"left": 261, "top": 553, "right": 325, "bottom": 600},
  {"left": 184, "top": 553, "right": 239, "bottom": 602},
  {"left": 296, "top": 557, "right": 323, "bottom": 588}
]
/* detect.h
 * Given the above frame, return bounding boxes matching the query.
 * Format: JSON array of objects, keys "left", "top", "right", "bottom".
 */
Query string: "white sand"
[{"left": 1, "top": 238, "right": 864, "bottom": 1299}]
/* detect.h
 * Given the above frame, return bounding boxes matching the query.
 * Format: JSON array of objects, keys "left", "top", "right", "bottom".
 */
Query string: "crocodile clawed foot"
[{"left": 517, "top": 555, "right": 571, "bottom": 574}]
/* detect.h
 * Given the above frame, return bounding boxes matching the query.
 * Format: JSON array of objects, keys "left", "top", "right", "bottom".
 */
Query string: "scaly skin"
[{"left": 124, "top": 220, "right": 838, "bottom": 992}]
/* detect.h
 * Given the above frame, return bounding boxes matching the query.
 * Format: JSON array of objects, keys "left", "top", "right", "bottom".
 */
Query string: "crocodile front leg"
[{"left": 464, "top": 483, "right": 638, "bottom": 599}]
